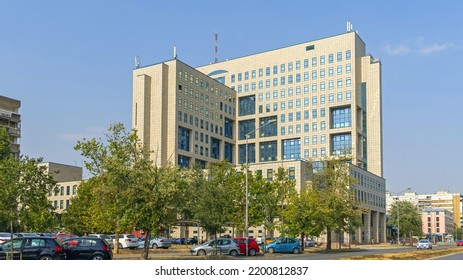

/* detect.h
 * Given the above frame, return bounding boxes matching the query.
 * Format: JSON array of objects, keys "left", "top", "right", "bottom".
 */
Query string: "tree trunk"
[
  {"left": 141, "top": 230, "right": 151, "bottom": 260},
  {"left": 113, "top": 233, "right": 120, "bottom": 255},
  {"left": 326, "top": 227, "right": 332, "bottom": 251},
  {"left": 301, "top": 233, "right": 305, "bottom": 252}
]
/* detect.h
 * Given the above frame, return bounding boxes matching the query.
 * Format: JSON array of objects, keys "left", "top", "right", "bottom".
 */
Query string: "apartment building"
[
  {"left": 421, "top": 208, "right": 455, "bottom": 242},
  {"left": 132, "top": 30, "right": 386, "bottom": 243},
  {"left": 387, "top": 190, "right": 463, "bottom": 228},
  {"left": 39, "top": 162, "right": 83, "bottom": 214},
  {"left": 0, "top": 95, "right": 21, "bottom": 157}
]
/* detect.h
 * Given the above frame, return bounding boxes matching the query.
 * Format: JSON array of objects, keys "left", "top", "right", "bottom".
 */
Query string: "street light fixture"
[
  {"left": 395, "top": 187, "right": 411, "bottom": 245},
  {"left": 245, "top": 119, "right": 276, "bottom": 256}
]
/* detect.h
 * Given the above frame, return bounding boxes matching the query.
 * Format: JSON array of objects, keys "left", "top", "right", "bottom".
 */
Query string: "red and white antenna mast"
[{"left": 214, "top": 32, "right": 218, "bottom": 63}]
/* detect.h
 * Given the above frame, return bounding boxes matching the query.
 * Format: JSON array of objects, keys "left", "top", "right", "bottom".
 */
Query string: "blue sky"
[{"left": 1, "top": 0, "right": 461, "bottom": 195}]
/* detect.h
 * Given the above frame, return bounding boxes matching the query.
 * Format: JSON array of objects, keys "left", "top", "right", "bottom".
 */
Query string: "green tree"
[
  {"left": 0, "top": 127, "right": 11, "bottom": 160},
  {"left": 388, "top": 201, "right": 422, "bottom": 245},
  {"left": 129, "top": 159, "right": 184, "bottom": 260},
  {"left": 193, "top": 161, "right": 236, "bottom": 242},
  {"left": 0, "top": 155, "right": 57, "bottom": 233},
  {"left": 280, "top": 186, "right": 325, "bottom": 249},
  {"left": 74, "top": 123, "right": 141, "bottom": 253},
  {"left": 61, "top": 179, "right": 98, "bottom": 235},
  {"left": 311, "top": 157, "right": 360, "bottom": 251}
]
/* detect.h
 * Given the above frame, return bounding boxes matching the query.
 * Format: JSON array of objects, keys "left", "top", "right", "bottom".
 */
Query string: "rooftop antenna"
[
  {"left": 346, "top": 21, "right": 353, "bottom": 32},
  {"left": 135, "top": 55, "right": 142, "bottom": 68},
  {"left": 214, "top": 32, "right": 218, "bottom": 63},
  {"left": 174, "top": 45, "right": 177, "bottom": 59}
]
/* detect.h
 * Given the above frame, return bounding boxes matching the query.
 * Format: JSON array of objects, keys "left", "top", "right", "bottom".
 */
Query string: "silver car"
[
  {"left": 416, "top": 239, "right": 432, "bottom": 250},
  {"left": 190, "top": 238, "right": 239, "bottom": 256},
  {"left": 138, "top": 237, "right": 172, "bottom": 249}
]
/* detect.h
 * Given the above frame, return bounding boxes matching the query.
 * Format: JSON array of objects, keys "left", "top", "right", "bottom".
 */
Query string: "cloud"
[
  {"left": 59, "top": 127, "right": 106, "bottom": 142},
  {"left": 418, "top": 43, "right": 454, "bottom": 55},
  {"left": 383, "top": 44, "right": 410, "bottom": 56}
]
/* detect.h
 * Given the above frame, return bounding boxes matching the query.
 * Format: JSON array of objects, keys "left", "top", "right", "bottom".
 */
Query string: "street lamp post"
[{"left": 245, "top": 119, "right": 276, "bottom": 256}]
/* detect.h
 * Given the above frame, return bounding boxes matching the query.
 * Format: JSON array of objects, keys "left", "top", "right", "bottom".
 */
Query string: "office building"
[
  {"left": 40, "top": 162, "right": 83, "bottom": 214},
  {"left": 387, "top": 190, "right": 463, "bottom": 228},
  {"left": 132, "top": 30, "right": 386, "bottom": 243},
  {"left": 0, "top": 95, "right": 21, "bottom": 157}
]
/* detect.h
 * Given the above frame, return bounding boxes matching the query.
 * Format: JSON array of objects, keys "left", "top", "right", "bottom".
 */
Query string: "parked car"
[
  {"left": 187, "top": 237, "right": 198, "bottom": 245},
  {"left": 0, "top": 237, "right": 65, "bottom": 260},
  {"left": 232, "top": 237, "right": 260, "bottom": 256},
  {"left": 190, "top": 238, "right": 240, "bottom": 256},
  {"left": 416, "top": 239, "right": 432, "bottom": 250},
  {"left": 305, "top": 239, "right": 316, "bottom": 247},
  {"left": 15, "top": 233, "right": 40, "bottom": 238},
  {"left": 138, "top": 237, "right": 172, "bottom": 249},
  {"left": 457, "top": 240, "right": 463, "bottom": 246},
  {"left": 62, "top": 237, "right": 112, "bottom": 260},
  {"left": 117, "top": 234, "right": 139, "bottom": 249},
  {"left": 0, "top": 233, "right": 16, "bottom": 244},
  {"left": 88, "top": 234, "right": 114, "bottom": 249},
  {"left": 172, "top": 238, "right": 186, "bottom": 245},
  {"left": 265, "top": 237, "right": 301, "bottom": 254},
  {"left": 255, "top": 237, "right": 264, "bottom": 245},
  {"left": 52, "top": 233, "right": 78, "bottom": 243}
]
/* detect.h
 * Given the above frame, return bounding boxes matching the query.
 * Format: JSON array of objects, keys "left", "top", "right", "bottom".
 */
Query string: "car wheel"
[
  {"left": 292, "top": 247, "right": 300, "bottom": 254},
  {"left": 197, "top": 249, "right": 206, "bottom": 256},
  {"left": 249, "top": 248, "right": 256, "bottom": 256},
  {"left": 40, "top": 255, "right": 54, "bottom": 260},
  {"left": 152, "top": 243, "right": 158, "bottom": 249},
  {"left": 230, "top": 250, "right": 238, "bottom": 257},
  {"left": 92, "top": 254, "right": 104, "bottom": 260},
  {"left": 268, "top": 247, "right": 275, "bottom": 254}
]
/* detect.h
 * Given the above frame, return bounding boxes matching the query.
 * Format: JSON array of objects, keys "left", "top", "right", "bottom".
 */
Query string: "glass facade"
[
  {"left": 239, "top": 119, "right": 256, "bottom": 140},
  {"left": 282, "top": 138, "right": 301, "bottom": 160},
  {"left": 210, "top": 137, "right": 220, "bottom": 159},
  {"left": 224, "top": 142, "right": 233, "bottom": 163},
  {"left": 331, "top": 107, "right": 351, "bottom": 128},
  {"left": 331, "top": 133, "right": 352, "bottom": 155},
  {"left": 238, "top": 143, "right": 255, "bottom": 164},
  {"left": 259, "top": 116, "right": 277, "bottom": 137},
  {"left": 178, "top": 155, "right": 190, "bottom": 168},
  {"left": 178, "top": 127, "right": 190, "bottom": 151},
  {"left": 260, "top": 141, "right": 277, "bottom": 162}
]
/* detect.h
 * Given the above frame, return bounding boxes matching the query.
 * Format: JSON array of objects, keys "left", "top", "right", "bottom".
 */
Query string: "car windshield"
[{"left": 419, "top": 240, "right": 428, "bottom": 243}]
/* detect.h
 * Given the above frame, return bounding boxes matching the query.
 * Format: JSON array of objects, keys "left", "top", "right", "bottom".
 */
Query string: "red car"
[
  {"left": 457, "top": 240, "right": 463, "bottom": 246},
  {"left": 232, "top": 238, "right": 260, "bottom": 256}
]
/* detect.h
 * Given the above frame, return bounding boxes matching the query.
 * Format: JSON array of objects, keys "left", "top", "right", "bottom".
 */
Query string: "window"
[
  {"left": 346, "top": 50, "right": 351, "bottom": 60},
  {"left": 260, "top": 117, "right": 277, "bottom": 137},
  {"left": 238, "top": 73, "right": 242, "bottom": 81},
  {"left": 210, "top": 137, "right": 220, "bottom": 159},
  {"left": 281, "top": 64, "right": 285, "bottom": 73},
  {"left": 296, "top": 61, "right": 300, "bottom": 70},
  {"left": 331, "top": 107, "right": 351, "bottom": 128},
  {"left": 320, "top": 55, "right": 325, "bottom": 65},
  {"left": 260, "top": 141, "right": 278, "bottom": 162},
  {"left": 304, "top": 59, "right": 309, "bottom": 68},
  {"left": 238, "top": 143, "right": 255, "bottom": 164},
  {"left": 273, "top": 65, "right": 278, "bottom": 74},
  {"left": 331, "top": 133, "right": 352, "bottom": 155},
  {"left": 328, "top": 54, "right": 333, "bottom": 63},
  {"left": 337, "top": 52, "right": 342, "bottom": 62},
  {"left": 346, "top": 63, "right": 351, "bottom": 73},
  {"left": 262, "top": 169, "right": 273, "bottom": 181},
  {"left": 288, "top": 62, "right": 293, "bottom": 71},
  {"left": 239, "top": 119, "right": 256, "bottom": 140},
  {"left": 312, "top": 57, "right": 317, "bottom": 67},
  {"left": 282, "top": 139, "right": 301, "bottom": 160},
  {"left": 66, "top": 186, "right": 70, "bottom": 195},
  {"left": 288, "top": 167, "right": 296, "bottom": 180}
]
